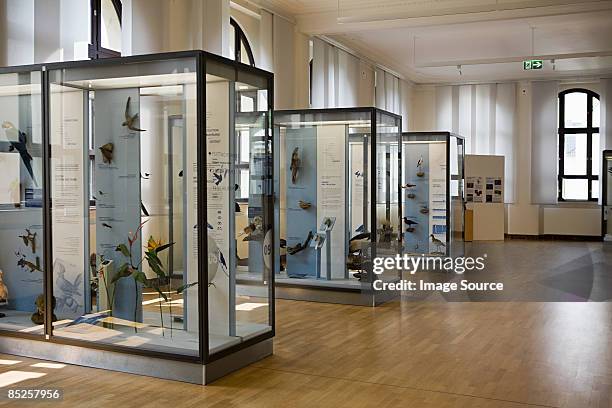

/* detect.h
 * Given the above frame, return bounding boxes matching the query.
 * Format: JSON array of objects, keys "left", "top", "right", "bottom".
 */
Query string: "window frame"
[
  {"left": 89, "top": 0, "right": 122, "bottom": 59},
  {"left": 230, "top": 18, "right": 255, "bottom": 67},
  {"left": 558, "top": 88, "right": 600, "bottom": 202}
]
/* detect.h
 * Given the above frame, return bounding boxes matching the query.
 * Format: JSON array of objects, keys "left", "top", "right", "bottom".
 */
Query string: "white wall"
[
  {"left": 0, "top": 0, "right": 88, "bottom": 66},
  {"left": 411, "top": 80, "right": 603, "bottom": 236}
]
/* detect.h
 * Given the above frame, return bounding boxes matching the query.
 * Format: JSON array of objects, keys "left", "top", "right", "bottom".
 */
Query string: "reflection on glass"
[
  {"left": 593, "top": 98, "right": 600, "bottom": 128},
  {"left": 101, "top": 0, "right": 121, "bottom": 52},
  {"left": 563, "top": 134, "right": 587, "bottom": 175},
  {"left": 274, "top": 109, "right": 400, "bottom": 287},
  {"left": 48, "top": 58, "right": 200, "bottom": 356},
  {"left": 592, "top": 133, "right": 600, "bottom": 176},
  {"left": 564, "top": 92, "right": 587, "bottom": 128},
  {"left": 205, "top": 69, "right": 272, "bottom": 355},
  {"left": 0, "top": 72, "right": 45, "bottom": 334},
  {"left": 401, "top": 133, "right": 464, "bottom": 257}
]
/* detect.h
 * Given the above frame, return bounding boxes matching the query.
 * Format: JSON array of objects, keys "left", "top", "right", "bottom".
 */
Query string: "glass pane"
[
  {"left": 375, "top": 112, "right": 401, "bottom": 258},
  {"left": 274, "top": 110, "right": 371, "bottom": 286},
  {"left": 49, "top": 57, "right": 199, "bottom": 356},
  {"left": 563, "top": 134, "right": 587, "bottom": 175},
  {"left": 204, "top": 67, "right": 273, "bottom": 355},
  {"left": 402, "top": 133, "right": 449, "bottom": 256},
  {"left": 564, "top": 92, "right": 587, "bottom": 128},
  {"left": 592, "top": 133, "right": 600, "bottom": 176},
  {"left": 593, "top": 97, "right": 600, "bottom": 128},
  {"left": 562, "top": 178, "right": 588, "bottom": 200},
  {"left": 101, "top": 0, "right": 122, "bottom": 53},
  {"left": 0, "top": 71, "right": 45, "bottom": 335},
  {"left": 241, "top": 39, "right": 251, "bottom": 65},
  {"left": 592, "top": 180, "right": 599, "bottom": 200},
  {"left": 229, "top": 26, "right": 236, "bottom": 60}
]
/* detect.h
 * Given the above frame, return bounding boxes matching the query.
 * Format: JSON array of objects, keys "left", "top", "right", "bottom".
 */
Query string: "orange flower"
[{"left": 147, "top": 236, "right": 162, "bottom": 251}]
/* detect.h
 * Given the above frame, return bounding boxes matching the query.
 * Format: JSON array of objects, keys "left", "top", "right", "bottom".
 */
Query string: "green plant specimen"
[{"left": 111, "top": 220, "right": 175, "bottom": 335}]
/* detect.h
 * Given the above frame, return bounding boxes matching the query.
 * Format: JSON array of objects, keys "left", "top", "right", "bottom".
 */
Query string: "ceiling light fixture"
[
  {"left": 457, "top": 65, "right": 463, "bottom": 76},
  {"left": 551, "top": 59, "right": 556, "bottom": 71}
]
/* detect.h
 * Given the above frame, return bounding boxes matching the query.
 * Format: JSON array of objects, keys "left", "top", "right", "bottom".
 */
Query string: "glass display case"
[
  {"left": 0, "top": 51, "right": 274, "bottom": 384},
  {"left": 604, "top": 150, "right": 612, "bottom": 241},
  {"left": 0, "top": 68, "right": 45, "bottom": 335},
  {"left": 269, "top": 108, "right": 401, "bottom": 306},
  {"left": 401, "top": 132, "right": 465, "bottom": 257}
]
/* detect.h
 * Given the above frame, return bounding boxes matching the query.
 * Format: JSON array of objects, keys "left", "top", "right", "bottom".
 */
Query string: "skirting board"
[{"left": 0, "top": 336, "right": 272, "bottom": 385}]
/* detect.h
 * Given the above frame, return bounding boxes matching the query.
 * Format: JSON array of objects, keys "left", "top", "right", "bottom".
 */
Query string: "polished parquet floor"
[{"left": 0, "top": 241, "right": 611, "bottom": 408}]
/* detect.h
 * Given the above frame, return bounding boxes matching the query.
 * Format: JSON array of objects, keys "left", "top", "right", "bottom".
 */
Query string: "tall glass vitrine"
[
  {"left": 604, "top": 150, "right": 612, "bottom": 241},
  {"left": 401, "top": 132, "right": 465, "bottom": 257},
  {"left": 0, "top": 51, "right": 274, "bottom": 384},
  {"left": 269, "top": 108, "right": 401, "bottom": 306}
]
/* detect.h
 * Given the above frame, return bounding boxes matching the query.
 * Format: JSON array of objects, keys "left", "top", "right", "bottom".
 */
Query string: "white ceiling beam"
[
  {"left": 296, "top": 1, "right": 612, "bottom": 34},
  {"left": 416, "top": 50, "right": 612, "bottom": 68}
]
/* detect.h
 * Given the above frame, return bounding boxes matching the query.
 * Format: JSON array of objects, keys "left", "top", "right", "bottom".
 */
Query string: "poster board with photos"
[{"left": 465, "top": 154, "right": 504, "bottom": 241}]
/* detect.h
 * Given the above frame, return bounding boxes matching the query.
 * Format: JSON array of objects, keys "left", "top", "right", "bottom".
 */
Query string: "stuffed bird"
[
  {"left": 287, "top": 231, "right": 313, "bottom": 255},
  {"left": 122, "top": 97, "right": 145, "bottom": 132},
  {"left": 99, "top": 143, "right": 114, "bottom": 164},
  {"left": 430, "top": 234, "right": 446, "bottom": 253},
  {"left": 2, "top": 121, "right": 37, "bottom": 185},
  {"left": 0, "top": 269, "right": 8, "bottom": 304},
  {"left": 298, "top": 200, "right": 311, "bottom": 210},
  {"left": 290, "top": 147, "right": 300, "bottom": 184}
]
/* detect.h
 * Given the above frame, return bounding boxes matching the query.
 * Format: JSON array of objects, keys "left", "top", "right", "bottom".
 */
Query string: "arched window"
[
  {"left": 89, "top": 0, "right": 122, "bottom": 59},
  {"left": 230, "top": 18, "right": 255, "bottom": 66},
  {"left": 558, "top": 89, "right": 600, "bottom": 201}
]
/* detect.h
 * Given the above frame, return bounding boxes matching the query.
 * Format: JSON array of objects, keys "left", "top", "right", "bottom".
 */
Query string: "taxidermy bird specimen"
[
  {"left": 102, "top": 222, "right": 113, "bottom": 229},
  {"left": 141, "top": 172, "right": 150, "bottom": 180},
  {"left": 287, "top": 231, "right": 314, "bottom": 255},
  {"left": 298, "top": 200, "right": 312, "bottom": 210},
  {"left": 19, "top": 229, "right": 37, "bottom": 253},
  {"left": 402, "top": 217, "right": 418, "bottom": 233},
  {"left": 178, "top": 170, "right": 183, "bottom": 177},
  {"left": 290, "top": 147, "right": 300, "bottom": 184},
  {"left": 401, "top": 183, "right": 416, "bottom": 188},
  {"left": 349, "top": 232, "right": 370, "bottom": 254},
  {"left": 2, "top": 121, "right": 37, "bottom": 185},
  {"left": 122, "top": 96, "right": 146, "bottom": 132},
  {"left": 355, "top": 224, "right": 366, "bottom": 233},
  {"left": 420, "top": 206, "right": 429, "bottom": 214},
  {"left": 0, "top": 269, "right": 8, "bottom": 305},
  {"left": 416, "top": 156, "right": 425, "bottom": 177},
  {"left": 240, "top": 223, "right": 257, "bottom": 240},
  {"left": 430, "top": 234, "right": 446, "bottom": 253},
  {"left": 31, "top": 294, "right": 57, "bottom": 325},
  {"left": 355, "top": 170, "right": 363, "bottom": 178},
  {"left": 15, "top": 251, "right": 41, "bottom": 273},
  {"left": 99, "top": 143, "right": 114, "bottom": 164},
  {"left": 212, "top": 172, "right": 223, "bottom": 185}
]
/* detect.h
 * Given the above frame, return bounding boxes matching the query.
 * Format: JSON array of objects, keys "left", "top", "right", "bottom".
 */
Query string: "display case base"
[
  {"left": 238, "top": 275, "right": 399, "bottom": 306},
  {"left": 0, "top": 336, "right": 272, "bottom": 385}
]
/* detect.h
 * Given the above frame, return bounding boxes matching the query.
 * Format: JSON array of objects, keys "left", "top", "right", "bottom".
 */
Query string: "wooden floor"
[{"left": 0, "top": 241, "right": 611, "bottom": 407}]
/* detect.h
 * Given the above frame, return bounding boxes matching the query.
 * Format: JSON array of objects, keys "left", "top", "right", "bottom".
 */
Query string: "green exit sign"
[{"left": 523, "top": 59, "right": 543, "bottom": 70}]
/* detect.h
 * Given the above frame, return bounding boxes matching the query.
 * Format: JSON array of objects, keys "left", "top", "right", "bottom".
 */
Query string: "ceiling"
[{"left": 253, "top": 0, "right": 612, "bottom": 83}]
